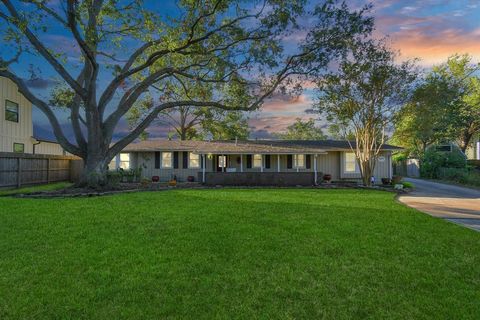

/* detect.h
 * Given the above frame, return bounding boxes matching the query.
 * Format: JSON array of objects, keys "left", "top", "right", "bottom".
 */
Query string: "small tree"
[
  {"left": 316, "top": 40, "right": 416, "bottom": 186},
  {"left": 275, "top": 118, "right": 326, "bottom": 140},
  {"left": 0, "top": 0, "right": 373, "bottom": 187}
]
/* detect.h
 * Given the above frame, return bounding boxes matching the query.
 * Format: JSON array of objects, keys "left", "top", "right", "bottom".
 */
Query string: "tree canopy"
[
  {"left": 392, "top": 54, "right": 480, "bottom": 156},
  {"left": 0, "top": 0, "right": 374, "bottom": 186}
]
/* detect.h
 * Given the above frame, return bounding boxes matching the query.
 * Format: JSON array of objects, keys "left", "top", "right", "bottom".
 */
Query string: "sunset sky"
[
  {"left": 17, "top": 0, "right": 480, "bottom": 140},
  {"left": 249, "top": 0, "right": 480, "bottom": 138}
]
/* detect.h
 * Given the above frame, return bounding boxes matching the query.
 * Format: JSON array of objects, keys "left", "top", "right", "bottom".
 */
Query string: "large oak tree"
[{"left": 0, "top": 0, "right": 372, "bottom": 187}]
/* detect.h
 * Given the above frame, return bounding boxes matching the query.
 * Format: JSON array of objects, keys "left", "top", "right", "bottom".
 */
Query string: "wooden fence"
[
  {"left": 0, "top": 152, "right": 83, "bottom": 188},
  {"left": 393, "top": 158, "right": 420, "bottom": 178}
]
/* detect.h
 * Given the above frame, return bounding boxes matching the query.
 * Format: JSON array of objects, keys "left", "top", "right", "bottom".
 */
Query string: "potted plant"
[
  {"left": 168, "top": 174, "right": 177, "bottom": 187},
  {"left": 381, "top": 178, "right": 392, "bottom": 185},
  {"left": 392, "top": 175, "right": 402, "bottom": 185},
  {"left": 140, "top": 178, "right": 151, "bottom": 188},
  {"left": 323, "top": 174, "right": 332, "bottom": 183},
  {"left": 187, "top": 176, "right": 195, "bottom": 182},
  {"left": 151, "top": 176, "right": 160, "bottom": 183}
]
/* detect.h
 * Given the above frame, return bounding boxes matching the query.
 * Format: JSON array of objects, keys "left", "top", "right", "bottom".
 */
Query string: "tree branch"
[{"left": 1, "top": 0, "right": 86, "bottom": 97}]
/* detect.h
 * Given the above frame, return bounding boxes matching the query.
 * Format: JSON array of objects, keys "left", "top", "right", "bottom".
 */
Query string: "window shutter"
[
  {"left": 155, "top": 152, "right": 160, "bottom": 169},
  {"left": 306, "top": 155, "right": 311, "bottom": 169},
  {"left": 182, "top": 151, "right": 188, "bottom": 168},
  {"left": 200, "top": 154, "right": 204, "bottom": 168},
  {"left": 265, "top": 155, "right": 271, "bottom": 169},
  {"left": 287, "top": 155, "right": 293, "bottom": 169},
  {"left": 173, "top": 152, "right": 179, "bottom": 169},
  {"left": 246, "top": 154, "right": 252, "bottom": 168}
]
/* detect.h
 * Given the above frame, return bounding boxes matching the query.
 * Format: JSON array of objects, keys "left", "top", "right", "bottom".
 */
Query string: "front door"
[{"left": 217, "top": 155, "right": 226, "bottom": 172}]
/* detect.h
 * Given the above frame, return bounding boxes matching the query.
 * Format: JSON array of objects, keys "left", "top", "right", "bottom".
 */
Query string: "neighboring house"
[
  {"left": 111, "top": 139, "right": 399, "bottom": 186},
  {"left": 465, "top": 133, "right": 480, "bottom": 160},
  {"left": 0, "top": 76, "right": 66, "bottom": 155}
]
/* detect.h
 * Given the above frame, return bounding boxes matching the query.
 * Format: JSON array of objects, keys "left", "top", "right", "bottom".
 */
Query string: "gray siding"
[
  {"left": 0, "top": 77, "right": 33, "bottom": 153},
  {"left": 340, "top": 151, "right": 392, "bottom": 180},
  {"left": 120, "top": 150, "right": 393, "bottom": 184}
]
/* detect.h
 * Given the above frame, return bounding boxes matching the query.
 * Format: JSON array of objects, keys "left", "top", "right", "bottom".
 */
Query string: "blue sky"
[{"left": 3, "top": 0, "right": 479, "bottom": 140}]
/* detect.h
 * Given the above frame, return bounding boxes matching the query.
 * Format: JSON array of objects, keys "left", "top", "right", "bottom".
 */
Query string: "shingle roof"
[{"left": 123, "top": 139, "right": 401, "bottom": 154}]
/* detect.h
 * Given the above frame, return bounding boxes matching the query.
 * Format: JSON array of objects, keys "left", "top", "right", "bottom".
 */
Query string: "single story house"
[{"left": 111, "top": 139, "right": 400, "bottom": 186}]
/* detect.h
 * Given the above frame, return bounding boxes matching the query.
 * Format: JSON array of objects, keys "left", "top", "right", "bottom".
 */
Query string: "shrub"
[
  {"left": 435, "top": 167, "right": 480, "bottom": 188},
  {"left": 420, "top": 149, "right": 466, "bottom": 178},
  {"left": 107, "top": 171, "right": 122, "bottom": 187},
  {"left": 402, "top": 181, "right": 414, "bottom": 189}
]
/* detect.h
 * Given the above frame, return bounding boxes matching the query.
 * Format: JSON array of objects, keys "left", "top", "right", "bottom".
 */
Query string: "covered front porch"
[{"left": 197, "top": 153, "right": 325, "bottom": 186}]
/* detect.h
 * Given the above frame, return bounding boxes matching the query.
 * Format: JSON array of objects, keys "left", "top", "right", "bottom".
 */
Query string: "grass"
[
  {"left": 0, "top": 189, "right": 479, "bottom": 319},
  {"left": 0, "top": 182, "right": 72, "bottom": 196}
]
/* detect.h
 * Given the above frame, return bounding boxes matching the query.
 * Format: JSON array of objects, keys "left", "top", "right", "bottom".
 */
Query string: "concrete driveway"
[{"left": 398, "top": 178, "right": 480, "bottom": 232}]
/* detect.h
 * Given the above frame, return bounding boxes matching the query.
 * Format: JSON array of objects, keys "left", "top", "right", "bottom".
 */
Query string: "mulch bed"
[{"left": 11, "top": 182, "right": 409, "bottom": 199}]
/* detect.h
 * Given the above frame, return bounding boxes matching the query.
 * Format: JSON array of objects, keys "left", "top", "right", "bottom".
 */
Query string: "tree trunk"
[
  {"left": 360, "top": 160, "right": 372, "bottom": 186},
  {"left": 459, "top": 130, "right": 473, "bottom": 153},
  {"left": 79, "top": 152, "right": 110, "bottom": 188}
]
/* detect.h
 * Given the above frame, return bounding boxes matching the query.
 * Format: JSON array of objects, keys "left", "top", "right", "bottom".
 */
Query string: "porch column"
[
  {"left": 240, "top": 154, "right": 243, "bottom": 172},
  {"left": 296, "top": 155, "right": 299, "bottom": 173},
  {"left": 261, "top": 154, "right": 264, "bottom": 173},
  {"left": 388, "top": 153, "right": 393, "bottom": 179},
  {"left": 202, "top": 154, "right": 206, "bottom": 183},
  {"left": 314, "top": 154, "right": 318, "bottom": 185},
  {"left": 277, "top": 154, "right": 280, "bottom": 172}
]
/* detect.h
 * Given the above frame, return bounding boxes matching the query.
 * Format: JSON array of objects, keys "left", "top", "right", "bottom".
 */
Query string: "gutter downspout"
[
  {"left": 202, "top": 154, "right": 206, "bottom": 183},
  {"left": 32, "top": 140, "right": 41, "bottom": 155}
]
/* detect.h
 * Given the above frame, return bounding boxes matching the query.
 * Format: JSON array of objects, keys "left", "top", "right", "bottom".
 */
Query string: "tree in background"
[
  {"left": 128, "top": 100, "right": 250, "bottom": 141},
  {"left": 275, "top": 118, "right": 325, "bottom": 140},
  {"left": 0, "top": 0, "right": 373, "bottom": 187},
  {"left": 392, "top": 54, "right": 480, "bottom": 157},
  {"left": 391, "top": 75, "right": 452, "bottom": 157},
  {"left": 434, "top": 54, "right": 480, "bottom": 153},
  {"left": 315, "top": 39, "right": 417, "bottom": 186},
  {"left": 201, "top": 109, "right": 249, "bottom": 140}
]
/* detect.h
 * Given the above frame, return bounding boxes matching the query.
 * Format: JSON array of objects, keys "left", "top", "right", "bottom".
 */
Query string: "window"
[
  {"left": 119, "top": 153, "right": 130, "bottom": 169},
  {"left": 5, "top": 100, "right": 19, "bottom": 122},
  {"left": 189, "top": 152, "right": 200, "bottom": 168},
  {"left": 253, "top": 154, "right": 262, "bottom": 168},
  {"left": 344, "top": 152, "right": 359, "bottom": 173},
  {"left": 293, "top": 154, "right": 305, "bottom": 168},
  {"left": 436, "top": 145, "right": 452, "bottom": 152},
  {"left": 13, "top": 143, "right": 24, "bottom": 153},
  {"left": 218, "top": 155, "right": 226, "bottom": 168},
  {"left": 162, "top": 152, "right": 173, "bottom": 168}
]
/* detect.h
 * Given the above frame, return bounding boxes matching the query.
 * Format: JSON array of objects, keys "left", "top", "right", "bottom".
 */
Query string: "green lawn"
[{"left": 0, "top": 189, "right": 479, "bottom": 319}]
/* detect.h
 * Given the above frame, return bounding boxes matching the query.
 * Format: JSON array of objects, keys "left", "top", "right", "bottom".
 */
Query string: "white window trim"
[
  {"left": 162, "top": 152, "right": 173, "bottom": 168},
  {"left": 5, "top": 99, "right": 19, "bottom": 123},
  {"left": 293, "top": 154, "right": 305, "bottom": 169},
  {"left": 189, "top": 152, "right": 200, "bottom": 168},
  {"left": 218, "top": 155, "right": 227, "bottom": 168},
  {"left": 119, "top": 153, "right": 130, "bottom": 169},
  {"left": 253, "top": 154, "right": 262, "bottom": 168},
  {"left": 344, "top": 152, "right": 360, "bottom": 173}
]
